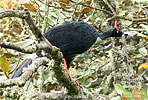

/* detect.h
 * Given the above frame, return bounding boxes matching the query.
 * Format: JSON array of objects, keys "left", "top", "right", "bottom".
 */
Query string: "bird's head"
[
  {"left": 99, "top": 21, "right": 123, "bottom": 40},
  {"left": 107, "top": 21, "right": 123, "bottom": 37}
]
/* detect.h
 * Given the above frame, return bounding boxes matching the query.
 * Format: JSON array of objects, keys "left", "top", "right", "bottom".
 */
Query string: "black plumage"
[
  {"left": 44, "top": 21, "right": 122, "bottom": 68},
  {"left": 44, "top": 21, "right": 98, "bottom": 68},
  {"left": 9, "top": 21, "right": 123, "bottom": 80}
]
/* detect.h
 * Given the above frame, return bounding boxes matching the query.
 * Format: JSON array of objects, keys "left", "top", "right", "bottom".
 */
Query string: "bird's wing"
[
  {"left": 44, "top": 21, "right": 81, "bottom": 55},
  {"left": 44, "top": 21, "right": 97, "bottom": 56}
]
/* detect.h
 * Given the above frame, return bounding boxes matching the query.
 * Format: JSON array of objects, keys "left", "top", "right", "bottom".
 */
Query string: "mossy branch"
[{"left": 0, "top": 10, "right": 81, "bottom": 95}]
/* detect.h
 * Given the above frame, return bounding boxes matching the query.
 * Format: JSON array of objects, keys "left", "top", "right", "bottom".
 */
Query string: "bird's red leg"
[
  {"left": 63, "top": 58, "right": 72, "bottom": 80},
  {"left": 63, "top": 58, "right": 82, "bottom": 88}
]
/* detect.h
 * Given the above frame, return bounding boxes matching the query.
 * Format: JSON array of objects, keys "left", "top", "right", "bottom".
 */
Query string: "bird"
[{"left": 9, "top": 21, "right": 123, "bottom": 88}]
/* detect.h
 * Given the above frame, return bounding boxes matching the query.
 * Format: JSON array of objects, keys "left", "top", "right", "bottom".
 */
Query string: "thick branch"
[
  {"left": 0, "top": 40, "right": 56, "bottom": 54},
  {"left": 0, "top": 10, "right": 81, "bottom": 95},
  {"left": 0, "top": 86, "right": 63, "bottom": 99},
  {"left": 0, "top": 88, "right": 20, "bottom": 99},
  {"left": 0, "top": 88, "right": 84, "bottom": 100},
  {"left": 0, "top": 41, "right": 36, "bottom": 53},
  {"left": 0, "top": 10, "right": 44, "bottom": 41},
  {"left": 107, "top": 15, "right": 148, "bottom": 22},
  {"left": 0, "top": 57, "right": 48, "bottom": 88}
]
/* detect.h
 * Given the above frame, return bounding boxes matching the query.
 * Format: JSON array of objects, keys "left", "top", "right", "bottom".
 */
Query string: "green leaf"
[
  {"left": 114, "top": 84, "right": 132, "bottom": 100},
  {"left": 139, "top": 47, "right": 147, "bottom": 56},
  {"left": 133, "top": 0, "right": 148, "bottom": 3},
  {"left": 90, "top": 12, "right": 97, "bottom": 21},
  {"left": 141, "top": 88, "right": 148, "bottom": 99},
  {"left": 0, "top": 56, "right": 9, "bottom": 72},
  {"left": 15, "top": 39, "right": 34, "bottom": 47},
  {"left": 136, "top": 32, "right": 148, "bottom": 38},
  {"left": 140, "top": 24, "right": 148, "bottom": 33},
  {"left": 111, "top": 96, "right": 121, "bottom": 100}
]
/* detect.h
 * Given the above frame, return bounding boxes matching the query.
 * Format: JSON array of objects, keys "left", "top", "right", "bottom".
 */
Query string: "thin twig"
[
  {"left": 9, "top": 54, "right": 21, "bottom": 74},
  {"left": 39, "top": 0, "right": 70, "bottom": 9},
  {"left": 103, "top": 0, "right": 116, "bottom": 15},
  {"left": 107, "top": 15, "right": 148, "bottom": 22},
  {"left": 4, "top": 72, "right": 9, "bottom": 79},
  {"left": 69, "top": 0, "right": 113, "bottom": 16},
  {"left": 42, "top": 0, "right": 50, "bottom": 33},
  {"left": 70, "top": 5, "right": 78, "bottom": 21}
]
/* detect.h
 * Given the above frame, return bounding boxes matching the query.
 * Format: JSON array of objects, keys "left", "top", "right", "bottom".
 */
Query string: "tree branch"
[
  {"left": 0, "top": 10, "right": 81, "bottom": 95},
  {"left": 69, "top": 0, "right": 113, "bottom": 16},
  {"left": 107, "top": 15, "right": 148, "bottom": 22},
  {"left": 0, "top": 87, "right": 84, "bottom": 100},
  {"left": 0, "top": 57, "right": 49, "bottom": 88},
  {"left": 103, "top": 0, "right": 116, "bottom": 15},
  {"left": 0, "top": 40, "right": 37, "bottom": 53},
  {"left": 0, "top": 10, "right": 44, "bottom": 41}
]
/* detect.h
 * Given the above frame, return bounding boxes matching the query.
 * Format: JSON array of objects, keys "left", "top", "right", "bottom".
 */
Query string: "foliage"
[
  {"left": 0, "top": 56, "right": 9, "bottom": 72},
  {"left": 113, "top": 83, "right": 148, "bottom": 100},
  {"left": 0, "top": 0, "right": 148, "bottom": 99}
]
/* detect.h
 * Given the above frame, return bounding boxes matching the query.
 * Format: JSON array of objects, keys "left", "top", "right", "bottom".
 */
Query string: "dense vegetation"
[{"left": 0, "top": 0, "right": 148, "bottom": 99}]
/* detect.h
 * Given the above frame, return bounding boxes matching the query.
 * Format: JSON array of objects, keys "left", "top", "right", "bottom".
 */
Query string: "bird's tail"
[
  {"left": 9, "top": 58, "right": 32, "bottom": 79},
  {"left": 9, "top": 52, "right": 44, "bottom": 79}
]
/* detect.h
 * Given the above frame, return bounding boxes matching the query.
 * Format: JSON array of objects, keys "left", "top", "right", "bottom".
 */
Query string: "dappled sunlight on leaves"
[{"left": 138, "top": 62, "right": 148, "bottom": 70}]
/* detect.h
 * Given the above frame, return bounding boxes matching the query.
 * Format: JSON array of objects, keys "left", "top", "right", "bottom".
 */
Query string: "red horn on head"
[{"left": 114, "top": 21, "right": 118, "bottom": 30}]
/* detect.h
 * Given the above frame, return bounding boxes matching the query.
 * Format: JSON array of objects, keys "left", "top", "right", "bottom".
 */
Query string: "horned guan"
[{"left": 9, "top": 21, "right": 123, "bottom": 88}]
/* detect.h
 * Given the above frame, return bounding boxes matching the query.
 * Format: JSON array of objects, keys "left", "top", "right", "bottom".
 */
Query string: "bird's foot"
[
  {"left": 65, "top": 69, "right": 82, "bottom": 88},
  {"left": 72, "top": 78, "right": 82, "bottom": 88}
]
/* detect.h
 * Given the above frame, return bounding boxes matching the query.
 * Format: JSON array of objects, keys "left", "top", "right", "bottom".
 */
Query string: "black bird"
[{"left": 9, "top": 21, "right": 123, "bottom": 88}]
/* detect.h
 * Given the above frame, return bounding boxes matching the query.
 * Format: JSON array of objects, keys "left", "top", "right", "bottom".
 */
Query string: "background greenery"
[{"left": 0, "top": 0, "right": 148, "bottom": 99}]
